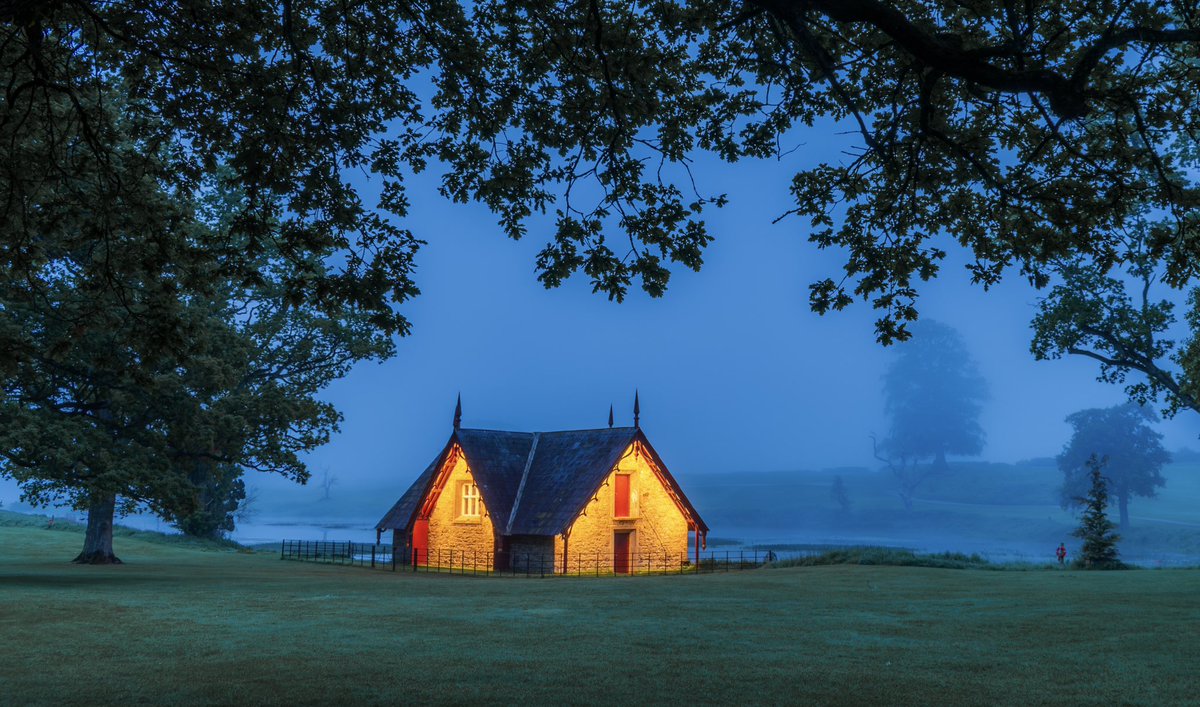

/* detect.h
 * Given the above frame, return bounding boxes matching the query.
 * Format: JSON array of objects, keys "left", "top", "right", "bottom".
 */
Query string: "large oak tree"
[{"left": 0, "top": 73, "right": 391, "bottom": 562}]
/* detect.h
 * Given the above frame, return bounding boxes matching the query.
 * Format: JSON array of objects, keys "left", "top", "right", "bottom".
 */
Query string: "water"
[
  {"left": 114, "top": 513, "right": 380, "bottom": 546},
  {"left": 106, "top": 514, "right": 1198, "bottom": 567}
]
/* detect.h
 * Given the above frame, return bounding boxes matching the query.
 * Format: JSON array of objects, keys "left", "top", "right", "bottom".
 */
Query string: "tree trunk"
[
  {"left": 72, "top": 492, "right": 121, "bottom": 564},
  {"left": 1118, "top": 492, "right": 1130, "bottom": 531}
]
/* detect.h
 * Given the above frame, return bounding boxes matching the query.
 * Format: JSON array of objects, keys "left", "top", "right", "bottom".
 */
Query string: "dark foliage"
[
  {"left": 3, "top": 1, "right": 1199, "bottom": 345},
  {"left": 1071, "top": 456, "right": 1125, "bottom": 569},
  {"left": 1057, "top": 404, "right": 1169, "bottom": 530},
  {"left": 171, "top": 465, "right": 246, "bottom": 540}
]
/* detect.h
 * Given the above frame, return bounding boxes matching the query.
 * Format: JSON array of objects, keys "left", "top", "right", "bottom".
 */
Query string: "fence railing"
[{"left": 279, "top": 540, "right": 794, "bottom": 577}]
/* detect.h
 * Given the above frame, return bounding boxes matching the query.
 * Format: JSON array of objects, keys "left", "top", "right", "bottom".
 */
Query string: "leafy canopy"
[
  {"left": 4, "top": 0, "right": 1200, "bottom": 345},
  {"left": 0, "top": 71, "right": 391, "bottom": 530},
  {"left": 1033, "top": 224, "right": 1200, "bottom": 421}
]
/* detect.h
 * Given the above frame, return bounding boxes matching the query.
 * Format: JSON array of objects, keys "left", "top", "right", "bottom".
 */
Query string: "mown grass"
[{"left": 3, "top": 522, "right": 1199, "bottom": 705}]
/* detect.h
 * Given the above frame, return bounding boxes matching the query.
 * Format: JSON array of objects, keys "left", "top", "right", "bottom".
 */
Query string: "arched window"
[{"left": 460, "top": 483, "right": 481, "bottom": 518}]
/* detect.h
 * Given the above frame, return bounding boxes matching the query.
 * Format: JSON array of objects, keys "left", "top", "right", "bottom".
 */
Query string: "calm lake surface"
[{"left": 103, "top": 514, "right": 1199, "bottom": 567}]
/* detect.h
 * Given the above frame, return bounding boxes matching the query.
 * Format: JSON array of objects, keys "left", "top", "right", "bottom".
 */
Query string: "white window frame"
[{"left": 460, "top": 482, "right": 481, "bottom": 518}]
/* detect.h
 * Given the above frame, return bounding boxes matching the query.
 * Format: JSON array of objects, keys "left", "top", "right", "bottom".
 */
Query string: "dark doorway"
[{"left": 613, "top": 531, "right": 631, "bottom": 574}]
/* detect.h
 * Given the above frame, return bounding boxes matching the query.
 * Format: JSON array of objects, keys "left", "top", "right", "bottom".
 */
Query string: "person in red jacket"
[{"left": 1056, "top": 543, "right": 1067, "bottom": 565}]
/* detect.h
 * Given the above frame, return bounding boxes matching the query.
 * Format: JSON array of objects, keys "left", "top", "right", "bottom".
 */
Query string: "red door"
[
  {"left": 412, "top": 518, "right": 429, "bottom": 565},
  {"left": 613, "top": 532, "right": 631, "bottom": 574}
]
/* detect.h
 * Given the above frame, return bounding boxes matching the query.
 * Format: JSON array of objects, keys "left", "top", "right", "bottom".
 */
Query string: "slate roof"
[
  {"left": 375, "top": 427, "right": 707, "bottom": 535},
  {"left": 507, "top": 428, "right": 639, "bottom": 535}
]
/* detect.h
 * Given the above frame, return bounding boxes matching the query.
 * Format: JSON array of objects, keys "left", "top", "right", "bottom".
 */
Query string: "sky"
[{"left": 284, "top": 124, "right": 1200, "bottom": 498}]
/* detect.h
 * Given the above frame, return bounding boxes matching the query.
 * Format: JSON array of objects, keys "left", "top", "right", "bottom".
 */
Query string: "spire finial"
[
  {"left": 608, "top": 404, "right": 614, "bottom": 428},
  {"left": 633, "top": 390, "right": 640, "bottom": 429},
  {"left": 453, "top": 393, "right": 462, "bottom": 429}
]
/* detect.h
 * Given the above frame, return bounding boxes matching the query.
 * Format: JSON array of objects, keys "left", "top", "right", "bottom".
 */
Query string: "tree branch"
[{"left": 759, "top": 0, "right": 1200, "bottom": 118}]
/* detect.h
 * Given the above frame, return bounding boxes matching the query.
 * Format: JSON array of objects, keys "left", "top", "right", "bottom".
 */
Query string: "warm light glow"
[{"left": 461, "top": 482, "right": 481, "bottom": 518}]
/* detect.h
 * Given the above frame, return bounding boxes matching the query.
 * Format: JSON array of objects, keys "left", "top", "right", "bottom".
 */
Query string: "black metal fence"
[{"left": 279, "top": 540, "right": 789, "bottom": 577}]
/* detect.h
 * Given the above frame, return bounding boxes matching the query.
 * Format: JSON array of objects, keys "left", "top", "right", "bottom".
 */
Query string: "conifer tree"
[{"left": 1072, "top": 456, "right": 1122, "bottom": 569}]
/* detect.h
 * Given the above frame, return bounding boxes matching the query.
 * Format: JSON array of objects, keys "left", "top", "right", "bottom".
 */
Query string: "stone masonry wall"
[
  {"left": 560, "top": 442, "right": 691, "bottom": 573},
  {"left": 425, "top": 452, "right": 496, "bottom": 566}
]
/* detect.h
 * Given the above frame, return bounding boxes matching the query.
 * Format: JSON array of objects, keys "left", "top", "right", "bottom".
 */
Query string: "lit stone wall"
[
  {"left": 425, "top": 452, "right": 497, "bottom": 565},
  {"left": 560, "top": 443, "right": 691, "bottom": 573}
]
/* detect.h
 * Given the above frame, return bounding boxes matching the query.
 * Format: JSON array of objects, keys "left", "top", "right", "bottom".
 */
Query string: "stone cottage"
[{"left": 376, "top": 396, "right": 708, "bottom": 574}]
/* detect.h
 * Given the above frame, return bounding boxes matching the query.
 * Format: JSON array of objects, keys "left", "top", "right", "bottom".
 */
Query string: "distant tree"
[
  {"left": 1072, "top": 456, "right": 1123, "bottom": 569},
  {"left": 319, "top": 471, "right": 339, "bottom": 502},
  {"left": 235, "top": 483, "right": 259, "bottom": 526},
  {"left": 830, "top": 475, "right": 852, "bottom": 515},
  {"left": 871, "top": 434, "right": 932, "bottom": 511},
  {"left": 877, "top": 321, "right": 987, "bottom": 502},
  {"left": 1057, "top": 404, "right": 1169, "bottom": 531}
]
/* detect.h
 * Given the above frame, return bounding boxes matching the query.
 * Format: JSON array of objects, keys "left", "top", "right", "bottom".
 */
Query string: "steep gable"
[
  {"left": 506, "top": 427, "right": 639, "bottom": 535},
  {"left": 452, "top": 429, "right": 533, "bottom": 527}
]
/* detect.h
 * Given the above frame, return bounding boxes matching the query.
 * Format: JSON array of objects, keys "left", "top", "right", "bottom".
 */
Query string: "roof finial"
[
  {"left": 608, "top": 404, "right": 614, "bottom": 428},
  {"left": 453, "top": 393, "right": 462, "bottom": 429},
  {"left": 633, "top": 390, "right": 640, "bottom": 429}
]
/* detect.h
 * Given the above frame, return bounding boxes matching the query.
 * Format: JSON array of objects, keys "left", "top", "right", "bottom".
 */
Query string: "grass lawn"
[{"left": 3, "top": 522, "right": 1199, "bottom": 705}]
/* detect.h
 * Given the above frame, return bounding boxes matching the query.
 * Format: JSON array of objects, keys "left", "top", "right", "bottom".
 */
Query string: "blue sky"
[{"left": 290, "top": 134, "right": 1200, "bottom": 495}]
